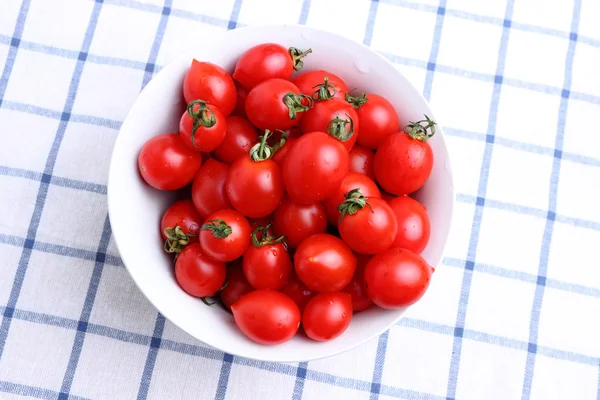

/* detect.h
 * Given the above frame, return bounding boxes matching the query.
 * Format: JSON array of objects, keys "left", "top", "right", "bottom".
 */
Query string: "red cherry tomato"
[
  {"left": 364, "top": 247, "right": 433, "bottom": 309},
  {"left": 338, "top": 191, "right": 398, "bottom": 255},
  {"left": 191, "top": 159, "right": 232, "bottom": 219},
  {"left": 346, "top": 93, "right": 399, "bottom": 149},
  {"left": 242, "top": 226, "right": 292, "bottom": 290},
  {"left": 219, "top": 260, "right": 254, "bottom": 310},
  {"left": 272, "top": 137, "right": 297, "bottom": 166},
  {"left": 280, "top": 273, "right": 316, "bottom": 312},
  {"left": 160, "top": 199, "right": 201, "bottom": 253},
  {"left": 342, "top": 254, "right": 373, "bottom": 311},
  {"left": 213, "top": 116, "right": 258, "bottom": 164},
  {"left": 374, "top": 117, "right": 436, "bottom": 195},
  {"left": 175, "top": 243, "right": 226, "bottom": 298},
  {"left": 282, "top": 132, "right": 349, "bottom": 204},
  {"left": 381, "top": 191, "right": 395, "bottom": 203},
  {"left": 225, "top": 134, "right": 285, "bottom": 218},
  {"left": 231, "top": 290, "right": 301, "bottom": 345},
  {"left": 322, "top": 172, "right": 381, "bottom": 226},
  {"left": 272, "top": 195, "right": 327, "bottom": 248},
  {"left": 292, "top": 70, "right": 348, "bottom": 101},
  {"left": 294, "top": 233, "right": 356, "bottom": 292},
  {"left": 138, "top": 133, "right": 202, "bottom": 191},
  {"left": 387, "top": 196, "right": 431, "bottom": 254},
  {"left": 233, "top": 43, "right": 311, "bottom": 89},
  {"left": 232, "top": 84, "right": 249, "bottom": 118},
  {"left": 245, "top": 79, "right": 311, "bottom": 131},
  {"left": 299, "top": 99, "right": 358, "bottom": 151},
  {"left": 302, "top": 292, "right": 352, "bottom": 341},
  {"left": 183, "top": 60, "right": 236, "bottom": 115},
  {"left": 199, "top": 209, "right": 251, "bottom": 262},
  {"left": 179, "top": 100, "right": 227, "bottom": 153},
  {"left": 348, "top": 145, "right": 376, "bottom": 180}
]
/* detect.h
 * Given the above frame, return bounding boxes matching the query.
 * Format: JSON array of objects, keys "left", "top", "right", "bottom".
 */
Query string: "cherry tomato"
[
  {"left": 191, "top": 159, "right": 232, "bottom": 219},
  {"left": 231, "top": 290, "right": 301, "bottom": 345},
  {"left": 374, "top": 116, "right": 436, "bottom": 195},
  {"left": 282, "top": 132, "right": 349, "bottom": 204},
  {"left": 213, "top": 116, "right": 258, "bottom": 164},
  {"left": 387, "top": 196, "right": 430, "bottom": 253},
  {"left": 364, "top": 247, "right": 433, "bottom": 309},
  {"left": 381, "top": 191, "right": 395, "bottom": 203},
  {"left": 232, "top": 84, "right": 249, "bottom": 118},
  {"left": 138, "top": 133, "right": 202, "bottom": 191},
  {"left": 272, "top": 137, "right": 297, "bottom": 166},
  {"left": 233, "top": 43, "right": 311, "bottom": 89},
  {"left": 245, "top": 79, "right": 311, "bottom": 130},
  {"left": 199, "top": 209, "right": 251, "bottom": 262},
  {"left": 342, "top": 254, "right": 373, "bottom": 311},
  {"left": 272, "top": 195, "right": 327, "bottom": 248},
  {"left": 346, "top": 93, "right": 399, "bottom": 149},
  {"left": 183, "top": 60, "right": 236, "bottom": 115},
  {"left": 242, "top": 226, "right": 292, "bottom": 290},
  {"left": 348, "top": 145, "right": 376, "bottom": 180},
  {"left": 294, "top": 233, "right": 356, "bottom": 292},
  {"left": 175, "top": 243, "right": 226, "bottom": 298},
  {"left": 179, "top": 100, "right": 227, "bottom": 153},
  {"left": 302, "top": 292, "right": 352, "bottom": 341},
  {"left": 219, "top": 260, "right": 254, "bottom": 310},
  {"left": 280, "top": 273, "right": 316, "bottom": 312},
  {"left": 160, "top": 199, "right": 201, "bottom": 253},
  {"left": 338, "top": 190, "right": 398, "bottom": 255},
  {"left": 322, "top": 172, "right": 381, "bottom": 226},
  {"left": 292, "top": 70, "right": 348, "bottom": 101},
  {"left": 299, "top": 99, "right": 358, "bottom": 151},
  {"left": 225, "top": 133, "right": 285, "bottom": 218}
]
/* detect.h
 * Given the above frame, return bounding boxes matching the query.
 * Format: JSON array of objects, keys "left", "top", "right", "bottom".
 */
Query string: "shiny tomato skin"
[
  {"left": 179, "top": 104, "right": 227, "bottom": 153},
  {"left": 322, "top": 172, "right": 381, "bottom": 226},
  {"left": 183, "top": 60, "right": 236, "bottom": 115},
  {"left": 292, "top": 70, "right": 348, "bottom": 101},
  {"left": 338, "top": 197, "right": 398, "bottom": 255},
  {"left": 191, "top": 159, "right": 232, "bottom": 219},
  {"left": 353, "top": 94, "right": 399, "bottom": 149},
  {"left": 280, "top": 273, "right": 316, "bottom": 312},
  {"left": 199, "top": 209, "right": 252, "bottom": 262},
  {"left": 233, "top": 43, "right": 295, "bottom": 89},
  {"left": 175, "top": 243, "right": 226, "bottom": 297},
  {"left": 341, "top": 254, "right": 373, "bottom": 311},
  {"left": 374, "top": 132, "right": 434, "bottom": 195},
  {"left": 160, "top": 199, "right": 201, "bottom": 243},
  {"left": 348, "top": 145, "right": 376, "bottom": 180},
  {"left": 245, "top": 79, "right": 307, "bottom": 130},
  {"left": 282, "top": 132, "right": 349, "bottom": 204},
  {"left": 302, "top": 292, "right": 353, "bottom": 341},
  {"left": 243, "top": 242, "right": 292, "bottom": 290},
  {"left": 226, "top": 156, "right": 284, "bottom": 218},
  {"left": 213, "top": 116, "right": 258, "bottom": 164},
  {"left": 138, "top": 133, "right": 202, "bottom": 191},
  {"left": 231, "top": 290, "right": 301, "bottom": 345},
  {"left": 294, "top": 233, "right": 357, "bottom": 292},
  {"left": 272, "top": 137, "right": 297, "bottom": 166},
  {"left": 272, "top": 196, "right": 327, "bottom": 249},
  {"left": 364, "top": 247, "right": 433, "bottom": 309},
  {"left": 299, "top": 99, "right": 358, "bottom": 151},
  {"left": 387, "top": 196, "right": 431, "bottom": 254},
  {"left": 219, "top": 260, "right": 254, "bottom": 310}
]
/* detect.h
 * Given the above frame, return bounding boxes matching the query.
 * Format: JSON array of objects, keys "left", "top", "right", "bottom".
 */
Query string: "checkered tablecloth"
[{"left": 1, "top": 0, "right": 599, "bottom": 399}]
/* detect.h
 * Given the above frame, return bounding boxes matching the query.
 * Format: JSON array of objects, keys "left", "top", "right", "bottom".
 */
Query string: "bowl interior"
[{"left": 108, "top": 25, "right": 454, "bottom": 363}]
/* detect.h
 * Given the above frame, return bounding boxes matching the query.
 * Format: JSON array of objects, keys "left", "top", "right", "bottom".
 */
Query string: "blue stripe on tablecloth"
[
  {"left": 141, "top": 0, "right": 172, "bottom": 87},
  {"left": 363, "top": 0, "right": 379, "bottom": 47},
  {"left": 521, "top": 1, "right": 582, "bottom": 398},
  {"left": 0, "top": 0, "right": 30, "bottom": 108},
  {"left": 369, "top": 331, "right": 389, "bottom": 400},
  {"left": 0, "top": 380, "right": 90, "bottom": 400},
  {"left": 445, "top": 1, "right": 515, "bottom": 397},
  {"left": 137, "top": 314, "right": 166, "bottom": 400},
  {"left": 0, "top": 0, "right": 103, "bottom": 361},
  {"left": 298, "top": 0, "right": 312, "bottom": 25},
  {"left": 59, "top": 215, "right": 112, "bottom": 398},
  {"left": 422, "top": 0, "right": 447, "bottom": 101}
]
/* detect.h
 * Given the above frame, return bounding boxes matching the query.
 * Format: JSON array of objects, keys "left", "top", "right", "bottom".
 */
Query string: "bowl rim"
[{"left": 107, "top": 23, "right": 455, "bottom": 363}]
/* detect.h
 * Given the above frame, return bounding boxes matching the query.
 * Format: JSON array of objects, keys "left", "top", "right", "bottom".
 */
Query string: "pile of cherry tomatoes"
[{"left": 138, "top": 43, "right": 437, "bottom": 345}]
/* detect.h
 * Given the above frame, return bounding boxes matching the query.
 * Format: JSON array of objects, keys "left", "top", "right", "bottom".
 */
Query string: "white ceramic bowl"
[{"left": 108, "top": 25, "right": 454, "bottom": 363}]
